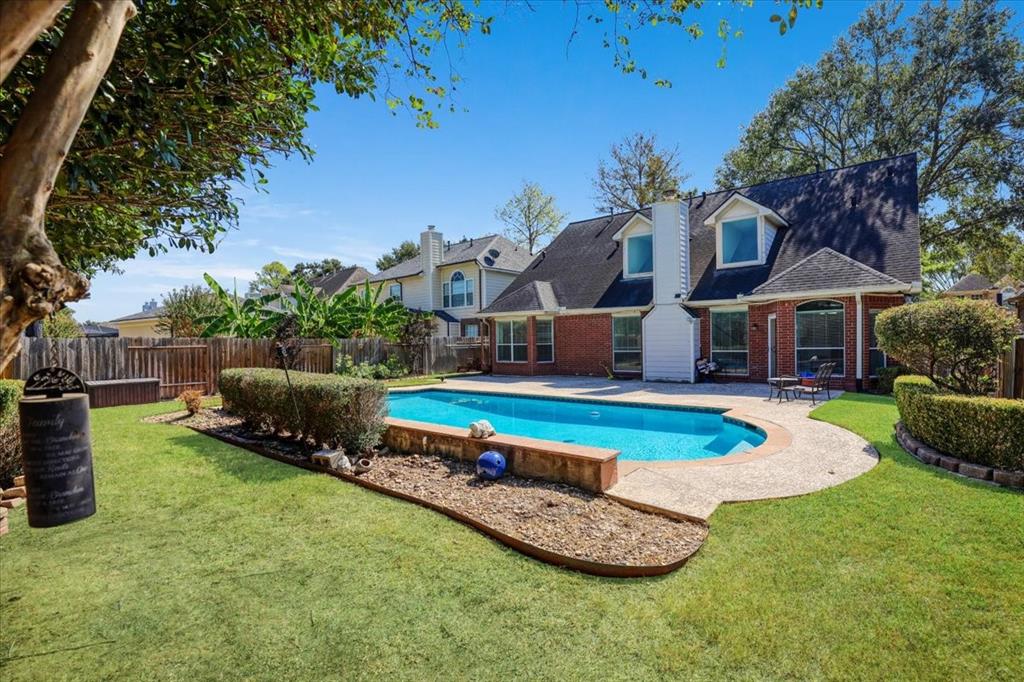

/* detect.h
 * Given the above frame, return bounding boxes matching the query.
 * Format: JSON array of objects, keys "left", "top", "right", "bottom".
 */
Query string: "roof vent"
[
  {"left": 483, "top": 256, "right": 495, "bottom": 267},
  {"left": 488, "top": 248, "right": 500, "bottom": 258}
]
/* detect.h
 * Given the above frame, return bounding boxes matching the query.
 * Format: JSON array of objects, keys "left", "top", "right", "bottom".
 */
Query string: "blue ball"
[{"left": 476, "top": 451, "right": 506, "bottom": 480}]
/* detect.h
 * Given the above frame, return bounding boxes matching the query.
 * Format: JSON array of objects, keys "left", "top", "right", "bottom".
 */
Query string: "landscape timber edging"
[
  {"left": 186, "top": 424, "right": 708, "bottom": 578},
  {"left": 894, "top": 421, "right": 1023, "bottom": 490}
]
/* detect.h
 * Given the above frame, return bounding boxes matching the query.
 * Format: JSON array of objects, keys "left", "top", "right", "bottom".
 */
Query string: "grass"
[
  {"left": 1, "top": 394, "right": 1021, "bottom": 680},
  {"left": 384, "top": 372, "right": 480, "bottom": 388}
]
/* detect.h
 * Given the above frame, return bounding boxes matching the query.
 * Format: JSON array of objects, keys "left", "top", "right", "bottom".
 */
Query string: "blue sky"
[{"left": 78, "top": 0, "right": 881, "bottom": 323}]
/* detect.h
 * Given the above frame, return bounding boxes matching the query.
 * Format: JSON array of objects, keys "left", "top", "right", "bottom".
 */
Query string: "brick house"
[{"left": 481, "top": 154, "right": 923, "bottom": 391}]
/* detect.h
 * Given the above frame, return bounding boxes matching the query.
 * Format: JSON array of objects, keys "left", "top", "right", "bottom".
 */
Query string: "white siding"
[
  {"left": 763, "top": 223, "right": 777, "bottom": 257},
  {"left": 435, "top": 263, "right": 480, "bottom": 321},
  {"left": 484, "top": 270, "right": 518, "bottom": 306},
  {"left": 377, "top": 276, "right": 429, "bottom": 312},
  {"left": 642, "top": 306, "right": 698, "bottom": 382}
]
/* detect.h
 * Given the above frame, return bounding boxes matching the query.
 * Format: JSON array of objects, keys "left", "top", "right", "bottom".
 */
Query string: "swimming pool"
[{"left": 387, "top": 390, "right": 766, "bottom": 461}]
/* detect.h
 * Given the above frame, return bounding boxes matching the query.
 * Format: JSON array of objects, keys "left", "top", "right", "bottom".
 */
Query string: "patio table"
[{"left": 767, "top": 376, "right": 799, "bottom": 403}]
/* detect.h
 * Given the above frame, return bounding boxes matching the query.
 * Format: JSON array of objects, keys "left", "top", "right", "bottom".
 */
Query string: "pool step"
[{"left": 607, "top": 468, "right": 721, "bottom": 520}]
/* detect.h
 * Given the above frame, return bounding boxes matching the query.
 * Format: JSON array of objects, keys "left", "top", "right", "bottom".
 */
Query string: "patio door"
[{"left": 768, "top": 314, "right": 778, "bottom": 378}]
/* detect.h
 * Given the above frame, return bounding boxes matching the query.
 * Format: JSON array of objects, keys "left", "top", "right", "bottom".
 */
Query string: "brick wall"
[{"left": 490, "top": 313, "right": 635, "bottom": 377}]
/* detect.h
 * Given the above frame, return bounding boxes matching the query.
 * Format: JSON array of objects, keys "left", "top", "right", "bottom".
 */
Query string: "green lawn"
[{"left": 1, "top": 394, "right": 1021, "bottom": 680}]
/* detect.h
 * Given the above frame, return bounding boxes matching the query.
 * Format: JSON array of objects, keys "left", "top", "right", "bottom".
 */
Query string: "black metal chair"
[{"left": 794, "top": 362, "right": 836, "bottom": 405}]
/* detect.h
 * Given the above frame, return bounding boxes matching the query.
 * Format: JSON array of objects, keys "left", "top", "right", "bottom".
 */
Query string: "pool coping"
[{"left": 387, "top": 385, "right": 793, "bottom": 476}]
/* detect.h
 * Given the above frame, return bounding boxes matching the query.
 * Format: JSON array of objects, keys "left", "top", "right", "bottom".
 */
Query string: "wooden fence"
[
  {"left": 997, "top": 337, "right": 1024, "bottom": 400},
  {"left": 2, "top": 335, "right": 487, "bottom": 397}
]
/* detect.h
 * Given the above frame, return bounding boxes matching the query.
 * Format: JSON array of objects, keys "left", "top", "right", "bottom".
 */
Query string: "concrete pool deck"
[{"left": 434, "top": 375, "right": 879, "bottom": 520}]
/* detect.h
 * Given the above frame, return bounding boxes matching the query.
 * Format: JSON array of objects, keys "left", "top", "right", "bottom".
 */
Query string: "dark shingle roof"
[
  {"left": 484, "top": 154, "right": 920, "bottom": 313},
  {"left": 368, "top": 234, "right": 532, "bottom": 282},
  {"left": 751, "top": 248, "right": 903, "bottom": 296},
  {"left": 310, "top": 266, "right": 371, "bottom": 295},
  {"left": 946, "top": 273, "right": 995, "bottom": 293}
]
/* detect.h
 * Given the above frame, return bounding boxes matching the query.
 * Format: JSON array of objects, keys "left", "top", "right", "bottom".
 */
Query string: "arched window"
[
  {"left": 795, "top": 300, "right": 845, "bottom": 376},
  {"left": 442, "top": 270, "right": 474, "bottom": 307}
]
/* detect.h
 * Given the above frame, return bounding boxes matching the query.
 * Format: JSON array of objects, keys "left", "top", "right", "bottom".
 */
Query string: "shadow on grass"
[{"left": 162, "top": 430, "right": 308, "bottom": 484}]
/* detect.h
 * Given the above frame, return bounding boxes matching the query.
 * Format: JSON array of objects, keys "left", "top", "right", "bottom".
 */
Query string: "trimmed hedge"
[
  {"left": 894, "top": 375, "right": 1024, "bottom": 472},
  {"left": 1, "top": 380, "right": 24, "bottom": 485},
  {"left": 220, "top": 368, "right": 387, "bottom": 453},
  {"left": 876, "top": 365, "right": 912, "bottom": 395}
]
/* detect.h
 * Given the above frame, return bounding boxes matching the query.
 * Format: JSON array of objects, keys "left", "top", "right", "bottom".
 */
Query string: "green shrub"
[
  {"left": 334, "top": 354, "right": 407, "bottom": 380},
  {"left": 0, "top": 380, "right": 24, "bottom": 486},
  {"left": 220, "top": 368, "right": 387, "bottom": 453},
  {"left": 876, "top": 298, "right": 1021, "bottom": 395},
  {"left": 876, "top": 365, "right": 912, "bottom": 394},
  {"left": 894, "top": 375, "right": 1024, "bottom": 471}
]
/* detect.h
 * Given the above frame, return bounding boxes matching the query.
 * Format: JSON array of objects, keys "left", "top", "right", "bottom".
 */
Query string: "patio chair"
[
  {"left": 766, "top": 375, "right": 800, "bottom": 403},
  {"left": 695, "top": 357, "right": 719, "bottom": 383},
  {"left": 793, "top": 362, "right": 836, "bottom": 405}
]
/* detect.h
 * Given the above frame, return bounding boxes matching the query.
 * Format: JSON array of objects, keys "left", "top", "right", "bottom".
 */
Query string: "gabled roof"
[
  {"left": 483, "top": 154, "right": 921, "bottom": 314},
  {"left": 946, "top": 273, "right": 996, "bottom": 293},
  {"left": 749, "top": 248, "right": 904, "bottom": 297},
  {"left": 368, "top": 234, "right": 532, "bottom": 282},
  {"left": 310, "top": 266, "right": 371, "bottom": 296},
  {"left": 110, "top": 306, "right": 166, "bottom": 322},
  {"left": 701, "top": 191, "right": 789, "bottom": 227}
]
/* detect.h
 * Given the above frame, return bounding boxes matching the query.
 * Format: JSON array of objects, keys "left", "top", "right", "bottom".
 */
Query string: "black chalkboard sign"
[{"left": 19, "top": 393, "right": 96, "bottom": 528}]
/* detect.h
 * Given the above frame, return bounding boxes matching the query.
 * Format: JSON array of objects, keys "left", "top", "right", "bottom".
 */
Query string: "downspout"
[{"left": 855, "top": 292, "right": 864, "bottom": 392}]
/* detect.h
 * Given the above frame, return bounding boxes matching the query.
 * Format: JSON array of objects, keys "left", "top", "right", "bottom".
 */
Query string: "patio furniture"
[
  {"left": 767, "top": 376, "right": 799, "bottom": 403},
  {"left": 695, "top": 357, "right": 720, "bottom": 383},
  {"left": 793, "top": 362, "right": 836, "bottom": 405}
]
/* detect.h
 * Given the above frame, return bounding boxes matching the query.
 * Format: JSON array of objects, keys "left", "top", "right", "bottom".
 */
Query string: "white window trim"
[
  {"left": 868, "top": 308, "right": 888, "bottom": 378},
  {"left": 535, "top": 317, "right": 555, "bottom": 364},
  {"left": 710, "top": 307, "right": 749, "bottom": 376},
  {"left": 623, "top": 231, "right": 654, "bottom": 279},
  {"left": 611, "top": 313, "right": 643, "bottom": 373},
  {"left": 495, "top": 319, "right": 528, "bottom": 364},
  {"left": 716, "top": 213, "right": 766, "bottom": 270},
  {"left": 388, "top": 282, "right": 402, "bottom": 301},
  {"left": 443, "top": 270, "right": 475, "bottom": 309},
  {"left": 795, "top": 299, "right": 846, "bottom": 377}
]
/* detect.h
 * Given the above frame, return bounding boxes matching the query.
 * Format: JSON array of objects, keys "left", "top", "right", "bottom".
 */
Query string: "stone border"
[
  {"left": 187, "top": 424, "right": 708, "bottom": 578},
  {"left": 895, "top": 421, "right": 1023, "bottom": 489},
  {"left": 388, "top": 386, "right": 793, "bottom": 479}
]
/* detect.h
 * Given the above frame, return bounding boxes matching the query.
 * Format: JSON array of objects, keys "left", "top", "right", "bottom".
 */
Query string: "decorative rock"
[
  {"left": 469, "top": 420, "right": 496, "bottom": 438},
  {"left": 958, "top": 462, "right": 994, "bottom": 481},
  {"left": 1, "top": 486, "right": 26, "bottom": 500},
  {"left": 1, "top": 497, "right": 25, "bottom": 509},
  {"left": 915, "top": 446, "right": 941, "bottom": 466},
  {"left": 937, "top": 456, "right": 960, "bottom": 473},
  {"left": 352, "top": 458, "right": 373, "bottom": 475},
  {"left": 993, "top": 469, "right": 1024, "bottom": 489},
  {"left": 335, "top": 454, "right": 352, "bottom": 473},
  {"left": 311, "top": 449, "right": 346, "bottom": 469},
  {"left": 13, "top": 475, "right": 25, "bottom": 486}
]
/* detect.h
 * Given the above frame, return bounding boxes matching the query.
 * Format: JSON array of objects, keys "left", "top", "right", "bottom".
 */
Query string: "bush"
[
  {"left": 876, "top": 298, "right": 1021, "bottom": 395},
  {"left": 894, "top": 375, "right": 1024, "bottom": 471},
  {"left": 220, "top": 368, "right": 387, "bottom": 453},
  {"left": 0, "top": 380, "right": 24, "bottom": 486},
  {"left": 178, "top": 390, "right": 204, "bottom": 415},
  {"left": 334, "top": 354, "right": 407, "bottom": 380},
  {"left": 876, "top": 365, "right": 912, "bottom": 394}
]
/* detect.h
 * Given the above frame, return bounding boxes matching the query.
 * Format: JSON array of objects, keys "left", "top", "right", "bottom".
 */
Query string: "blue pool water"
[{"left": 387, "top": 390, "right": 765, "bottom": 461}]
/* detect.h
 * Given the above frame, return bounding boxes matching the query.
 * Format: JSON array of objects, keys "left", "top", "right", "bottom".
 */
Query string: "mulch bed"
[{"left": 147, "top": 408, "right": 707, "bottom": 569}]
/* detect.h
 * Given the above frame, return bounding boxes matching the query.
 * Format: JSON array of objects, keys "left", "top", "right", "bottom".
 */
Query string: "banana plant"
[
  {"left": 281, "top": 276, "right": 357, "bottom": 339},
  {"left": 199, "top": 273, "right": 283, "bottom": 338},
  {"left": 348, "top": 280, "right": 409, "bottom": 340}
]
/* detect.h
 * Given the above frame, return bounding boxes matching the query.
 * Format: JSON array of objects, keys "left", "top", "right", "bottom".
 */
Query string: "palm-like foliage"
[
  {"left": 282, "top": 277, "right": 357, "bottom": 339},
  {"left": 347, "top": 281, "right": 409, "bottom": 340},
  {"left": 199, "top": 274, "right": 282, "bottom": 338}
]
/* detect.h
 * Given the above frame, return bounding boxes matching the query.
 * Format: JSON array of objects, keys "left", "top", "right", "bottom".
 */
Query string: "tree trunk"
[
  {"left": 0, "top": 0, "right": 136, "bottom": 372},
  {"left": 0, "top": 0, "right": 68, "bottom": 84}
]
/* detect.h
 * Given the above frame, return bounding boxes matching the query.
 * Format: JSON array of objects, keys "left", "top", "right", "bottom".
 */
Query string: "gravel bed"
[{"left": 148, "top": 408, "right": 707, "bottom": 567}]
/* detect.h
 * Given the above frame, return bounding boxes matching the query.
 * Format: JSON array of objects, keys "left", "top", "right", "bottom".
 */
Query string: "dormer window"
[
  {"left": 625, "top": 233, "right": 653, "bottom": 276},
  {"left": 704, "top": 193, "right": 789, "bottom": 270},
  {"left": 720, "top": 217, "right": 759, "bottom": 265}
]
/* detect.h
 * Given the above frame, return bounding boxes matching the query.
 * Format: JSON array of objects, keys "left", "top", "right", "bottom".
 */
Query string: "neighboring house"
[
  {"left": 367, "top": 227, "right": 534, "bottom": 337},
  {"left": 483, "top": 154, "right": 923, "bottom": 390},
  {"left": 309, "top": 265, "right": 371, "bottom": 296},
  {"left": 108, "top": 299, "right": 167, "bottom": 338},
  {"left": 80, "top": 323, "right": 119, "bottom": 338},
  {"left": 942, "top": 273, "right": 1022, "bottom": 307}
]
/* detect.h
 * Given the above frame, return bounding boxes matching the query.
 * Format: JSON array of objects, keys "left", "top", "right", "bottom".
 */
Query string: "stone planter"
[{"left": 895, "top": 421, "right": 1023, "bottom": 490}]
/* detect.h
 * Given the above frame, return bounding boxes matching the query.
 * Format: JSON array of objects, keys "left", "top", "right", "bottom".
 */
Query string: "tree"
[
  {"left": 200, "top": 274, "right": 282, "bottom": 339},
  {"left": 0, "top": 0, "right": 818, "bottom": 372},
  {"left": 247, "top": 262, "right": 291, "bottom": 295},
  {"left": 495, "top": 181, "right": 567, "bottom": 255},
  {"left": 592, "top": 133, "right": 691, "bottom": 213},
  {"left": 155, "top": 285, "right": 219, "bottom": 337},
  {"left": 43, "top": 308, "right": 82, "bottom": 338},
  {"left": 376, "top": 241, "right": 420, "bottom": 272},
  {"left": 875, "top": 298, "right": 1021, "bottom": 395},
  {"left": 291, "top": 258, "right": 346, "bottom": 282},
  {"left": 715, "top": 1, "right": 1024, "bottom": 281}
]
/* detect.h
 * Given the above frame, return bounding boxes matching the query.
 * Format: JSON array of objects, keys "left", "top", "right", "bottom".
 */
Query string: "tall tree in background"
[
  {"left": 376, "top": 241, "right": 421, "bottom": 272},
  {"left": 592, "top": 133, "right": 691, "bottom": 213},
  {"left": 155, "top": 285, "right": 219, "bottom": 337},
  {"left": 0, "top": 0, "right": 818, "bottom": 372},
  {"left": 495, "top": 181, "right": 567, "bottom": 254},
  {"left": 291, "top": 258, "right": 346, "bottom": 282},
  {"left": 715, "top": 0, "right": 1024, "bottom": 286},
  {"left": 43, "top": 308, "right": 83, "bottom": 339},
  {"left": 247, "top": 261, "right": 292, "bottom": 295}
]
